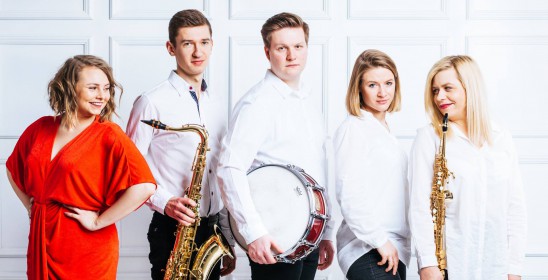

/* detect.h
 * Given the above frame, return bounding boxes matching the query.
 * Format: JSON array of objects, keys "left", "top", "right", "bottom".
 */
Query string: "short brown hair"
[
  {"left": 261, "top": 12, "right": 309, "bottom": 48},
  {"left": 169, "top": 9, "right": 212, "bottom": 46},
  {"left": 48, "top": 55, "right": 122, "bottom": 128},
  {"left": 346, "top": 49, "right": 401, "bottom": 117}
]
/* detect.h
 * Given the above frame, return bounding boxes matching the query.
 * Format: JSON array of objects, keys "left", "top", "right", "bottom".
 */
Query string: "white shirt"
[
  {"left": 333, "top": 110, "right": 411, "bottom": 275},
  {"left": 126, "top": 71, "right": 227, "bottom": 219},
  {"left": 217, "top": 70, "right": 335, "bottom": 245},
  {"left": 409, "top": 123, "right": 527, "bottom": 279}
]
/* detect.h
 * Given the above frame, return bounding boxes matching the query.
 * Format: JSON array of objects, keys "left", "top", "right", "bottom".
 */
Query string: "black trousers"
[
  {"left": 248, "top": 248, "right": 320, "bottom": 280},
  {"left": 346, "top": 249, "right": 407, "bottom": 280},
  {"left": 148, "top": 212, "right": 222, "bottom": 280}
]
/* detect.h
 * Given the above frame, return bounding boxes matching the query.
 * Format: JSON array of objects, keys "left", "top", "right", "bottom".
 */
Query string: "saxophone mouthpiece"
[
  {"left": 442, "top": 113, "right": 449, "bottom": 132},
  {"left": 141, "top": 119, "right": 167, "bottom": 130}
]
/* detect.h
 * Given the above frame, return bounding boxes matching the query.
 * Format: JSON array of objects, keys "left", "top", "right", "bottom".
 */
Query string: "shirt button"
[{"left": 209, "top": 169, "right": 212, "bottom": 173}]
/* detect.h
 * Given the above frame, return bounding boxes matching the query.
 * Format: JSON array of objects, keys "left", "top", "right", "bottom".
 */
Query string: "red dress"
[{"left": 6, "top": 116, "right": 156, "bottom": 280}]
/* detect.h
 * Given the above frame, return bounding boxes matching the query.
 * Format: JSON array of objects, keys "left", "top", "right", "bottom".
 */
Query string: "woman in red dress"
[{"left": 6, "top": 55, "right": 156, "bottom": 280}]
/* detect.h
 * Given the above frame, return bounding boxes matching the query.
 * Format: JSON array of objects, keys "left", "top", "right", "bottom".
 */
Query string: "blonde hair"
[
  {"left": 48, "top": 55, "right": 122, "bottom": 128},
  {"left": 346, "top": 49, "right": 401, "bottom": 117},
  {"left": 424, "top": 55, "right": 492, "bottom": 146}
]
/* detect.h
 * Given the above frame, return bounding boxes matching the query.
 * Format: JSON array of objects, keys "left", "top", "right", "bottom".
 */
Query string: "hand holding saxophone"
[
  {"left": 164, "top": 196, "right": 197, "bottom": 226},
  {"left": 419, "top": 266, "right": 444, "bottom": 280}
]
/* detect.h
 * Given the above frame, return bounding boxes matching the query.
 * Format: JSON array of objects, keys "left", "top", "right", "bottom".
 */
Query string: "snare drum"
[{"left": 229, "top": 164, "right": 329, "bottom": 263}]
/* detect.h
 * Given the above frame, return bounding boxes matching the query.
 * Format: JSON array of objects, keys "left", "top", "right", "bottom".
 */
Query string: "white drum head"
[{"left": 230, "top": 165, "right": 311, "bottom": 253}]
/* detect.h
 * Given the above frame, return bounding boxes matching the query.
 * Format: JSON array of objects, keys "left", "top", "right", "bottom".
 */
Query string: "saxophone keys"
[{"left": 445, "top": 190, "right": 453, "bottom": 200}]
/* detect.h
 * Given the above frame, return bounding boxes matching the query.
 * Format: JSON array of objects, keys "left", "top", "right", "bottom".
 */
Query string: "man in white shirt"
[
  {"left": 126, "top": 9, "right": 235, "bottom": 280},
  {"left": 217, "top": 12, "right": 335, "bottom": 280}
]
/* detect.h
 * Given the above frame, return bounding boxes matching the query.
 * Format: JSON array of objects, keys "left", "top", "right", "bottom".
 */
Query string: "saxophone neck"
[{"left": 440, "top": 113, "right": 449, "bottom": 157}]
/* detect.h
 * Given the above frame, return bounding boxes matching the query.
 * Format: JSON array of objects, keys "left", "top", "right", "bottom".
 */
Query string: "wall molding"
[
  {"left": 347, "top": 36, "right": 448, "bottom": 80},
  {"left": 109, "top": 36, "right": 210, "bottom": 85},
  {"left": 109, "top": 0, "right": 210, "bottom": 20},
  {"left": 229, "top": 0, "right": 330, "bottom": 19},
  {"left": 467, "top": 36, "right": 548, "bottom": 50},
  {"left": 348, "top": 0, "right": 447, "bottom": 20},
  {"left": 467, "top": 0, "right": 548, "bottom": 20},
  {"left": 109, "top": 36, "right": 165, "bottom": 67},
  {"left": 0, "top": 37, "right": 90, "bottom": 50},
  {"left": 0, "top": 0, "right": 90, "bottom": 20}
]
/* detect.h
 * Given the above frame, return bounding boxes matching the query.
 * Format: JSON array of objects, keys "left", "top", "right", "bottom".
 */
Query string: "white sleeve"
[
  {"left": 408, "top": 127, "right": 439, "bottom": 269},
  {"left": 334, "top": 119, "right": 387, "bottom": 248},
  {"left": 217, "top": 102, "right": 271, "bottom": 245},
  {"left": 321, "top": 134, "right": 336, "bottom": 241},
  {"left": 505, "top": 132, "right": 527, "bottom": 276},
  {"left": 126, "top": 95, "right": 174, "bottom": 214}
]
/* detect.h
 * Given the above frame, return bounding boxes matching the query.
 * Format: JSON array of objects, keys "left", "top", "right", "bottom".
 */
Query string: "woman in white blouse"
[
  {"left": 409, "top": 55, "right": 527, "bottom": 280},
  {"left": 334, "top": 49, "right": 411, "bottom": 280}
]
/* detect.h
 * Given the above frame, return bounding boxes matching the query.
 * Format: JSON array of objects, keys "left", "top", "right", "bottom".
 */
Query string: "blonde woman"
[
  {"left": 409, "top": 55, "right": 527, "bottom": 280},
  {"left": 334, "top": 49, "right": 411, "bottom": 280}
]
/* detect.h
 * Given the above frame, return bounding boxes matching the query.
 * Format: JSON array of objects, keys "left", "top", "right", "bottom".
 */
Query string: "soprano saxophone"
[
  {"left": 142, "top": 120, "right": 233, "bottom": 280},
  {"left": 430, "top": 113, "right": 454, "bottom": 279}
]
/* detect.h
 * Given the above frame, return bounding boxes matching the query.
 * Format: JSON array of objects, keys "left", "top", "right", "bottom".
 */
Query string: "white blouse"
[
  {"left": 409, "top": 123, "right": 527, "bottom": 279},
  {"left": 334, "top": 110, "right": 411, "bottom": 275}
]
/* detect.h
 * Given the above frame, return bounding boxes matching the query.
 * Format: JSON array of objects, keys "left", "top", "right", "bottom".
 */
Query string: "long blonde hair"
[
  {"left": 346, "top": 49, "right": 401, "bottom": 117},
  {"left": 424, "top": 55, "right": 492, "bottom": 146},
  {"left": 48, "top": 55, "right": 122, "bottom": 128}
]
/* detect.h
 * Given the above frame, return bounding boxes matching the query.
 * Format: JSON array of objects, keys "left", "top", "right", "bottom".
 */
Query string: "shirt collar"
[
  {"left": 264, "top": 69, "right": 310, "bottom": 99},
  {"left": 167, "top": 70, "right": 209, "bottom": 97},
  {"left": 359, "top": 109, "right": 391, "bottom": 131}
]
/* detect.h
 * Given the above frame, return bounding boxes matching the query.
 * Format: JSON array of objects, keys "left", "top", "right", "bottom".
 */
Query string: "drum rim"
[{"left": 228, "top": 163, "right": 329, "bottom": 263}]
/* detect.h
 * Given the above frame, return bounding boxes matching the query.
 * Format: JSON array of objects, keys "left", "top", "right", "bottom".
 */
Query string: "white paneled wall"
[{"left": 1, "top": 0, "right": 547, "bottom": 279}]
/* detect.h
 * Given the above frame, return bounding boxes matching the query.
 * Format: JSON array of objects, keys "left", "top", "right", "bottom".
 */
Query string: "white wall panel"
[
  {"left": 348, "top": 0, "right": 447, "bottom": 19},
  {"left": 109, "top": 37, "right": 174, "bottom": 128},
  {"left": 0, "top": 164, "right": 28, "bottom": 256},
  {"left": 467, "top": 0, "right": 548, "bottom": 19},
  {"left": 0, "top": 0, "right": 90, "bottom": 19},
  {"left": 110, "top": 0, "right": 208, "bottom": 19},
  {"left": 521, "top": 164, "right": 548, "bottom": 265},
  {"left": 467, "top": 36, "right": 548, "bottom": 137},
  {"left": 0, "top": 38, "right": 89, "bottom": 136},
  {"left": 229, "top": 0, "right": 330, "bottom": 19}
]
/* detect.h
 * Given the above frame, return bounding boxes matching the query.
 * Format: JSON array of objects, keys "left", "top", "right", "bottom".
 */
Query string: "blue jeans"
[{"left": 346, "top": 249, "right": 406, "bottom": 280}]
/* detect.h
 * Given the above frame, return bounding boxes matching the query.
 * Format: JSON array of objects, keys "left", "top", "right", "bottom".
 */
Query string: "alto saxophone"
[
  {"left": 142, "top": 120, "right": 233, "bottom": 280},
  {"left": 430, "top": 113, "right": 454, "bottom": 278}
]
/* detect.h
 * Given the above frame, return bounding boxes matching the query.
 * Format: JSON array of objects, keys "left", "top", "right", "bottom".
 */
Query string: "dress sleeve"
[
  {"left": 104, "top": 125, "right": 156, "bottom": 206},
  {"left": 6, "top": 117, "right": 45, "bottom": 194}
]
